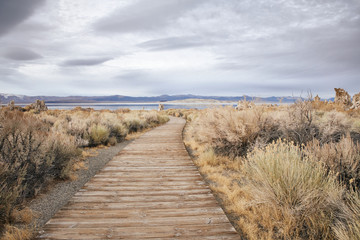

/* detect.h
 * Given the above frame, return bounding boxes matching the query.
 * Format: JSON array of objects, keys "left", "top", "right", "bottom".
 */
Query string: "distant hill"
[{"left": 0, "top": 93, "right": 307, "bottom": 105}]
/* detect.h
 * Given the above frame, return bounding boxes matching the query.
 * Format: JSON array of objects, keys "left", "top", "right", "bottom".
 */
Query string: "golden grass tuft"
[
  {"left": 9, "top": 208, "right": 34, "bottom": 224},
  {"left": 89, "top": 124, "right": 110, "bottom": 146},
  {"left": 0, "top": 225, "right": 33, "bottom": 240},
  {"left": 242, "top": 140, "right": 343, "bottom": 239},
  {"left": 72, "top": 161, "right": 87, "bottom": 171}
]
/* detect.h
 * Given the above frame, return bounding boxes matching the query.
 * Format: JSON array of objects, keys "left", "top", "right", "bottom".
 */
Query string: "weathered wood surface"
[{"left": 37, "top": 117, "right": 239, "bottom": 239}]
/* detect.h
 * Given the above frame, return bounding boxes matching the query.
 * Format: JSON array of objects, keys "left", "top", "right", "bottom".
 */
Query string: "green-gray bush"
[{"left": 89, "top": 124, "right": 109, "bottom": 146}]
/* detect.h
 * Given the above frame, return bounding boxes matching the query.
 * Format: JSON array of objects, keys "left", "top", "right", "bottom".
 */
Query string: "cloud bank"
[
  {"left": 61, "top": 57, "right": 113, "bottom": 67},
  {"left": 0, "top": 0, "right": 45, "bottom": 36},
  {"left": 0, "top": 0, "right": 359, "bottom": 97}
]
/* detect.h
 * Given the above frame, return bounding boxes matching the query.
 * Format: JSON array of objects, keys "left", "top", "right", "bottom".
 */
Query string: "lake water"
[
  {"left": 4, "top": 101, "right": 287, "bottom": 110},
  {"left": 31, "top": 102, "right": 238, "bottom": 110}
]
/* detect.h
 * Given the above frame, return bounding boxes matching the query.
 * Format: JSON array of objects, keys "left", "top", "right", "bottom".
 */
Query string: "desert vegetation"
[
  {"left": 0, "top": 106, "right": 168, "bottom": 238},
  {"left": 183, "top": 92, "right": 360, "bottom": 239}
]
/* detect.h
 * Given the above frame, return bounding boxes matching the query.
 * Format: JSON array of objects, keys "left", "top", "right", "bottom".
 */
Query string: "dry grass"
[
  {"left": 333, "top": 190, "right": 360, "bottom": 240},
  {"left": 190, "top": 141, "right": 346, "bottom": 239},
  {"left": 9, "top": 208, "right": 35, "bottom": 225},
  {"left": 184, "top": 101, "right": 360, "bottom": 239},
  {"left": 0, "top": 108, "right": 169, "bottom": 237},
  {"left": 0, "top": 225, "right": 33, "bottom": 240},
  {"left": 305, "top": 135, "right": 360, "bottom": 189},
  {"left": 89, "top": 124, "right": 110, "bottom": 146},
  {"left": 0, "top": 110, "right": 79, "bottom": 232},
  {"left": 81, "top": 148, "right": 99, "bottom": 158},
  {"left": 166, "top": 108, "right": 197, "bottom": 120},
  {"left": 242, "top": 140, "right": 343, "bottom": 239},
  {"left": 190, "top": 107, "right": 264, "bottom": 157}
]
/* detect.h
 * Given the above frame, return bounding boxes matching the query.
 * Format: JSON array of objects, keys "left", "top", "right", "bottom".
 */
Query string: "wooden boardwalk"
[{"left": 37, "top": 117, "right": 239, "bottom": 239}]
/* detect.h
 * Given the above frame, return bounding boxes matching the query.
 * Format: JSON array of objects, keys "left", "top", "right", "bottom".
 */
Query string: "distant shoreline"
[{"left": 0, "top": 100, "right": 288, "bottom": 109}]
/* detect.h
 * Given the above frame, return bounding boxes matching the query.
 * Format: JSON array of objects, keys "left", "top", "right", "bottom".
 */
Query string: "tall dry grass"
[
  {"left": 0, "top": 110, "right": 79, "bottom": 234},
  {"left": 333, "top": 190, "right": 360, "bottom": 240},
  {"left": 305, "top": 135, "right": 360, "bottom": 189},
  {"left": 188, "top": 106, "right": 283, "bottom": 157},
  {"left": 242, "top": 140, "right": 343, "bottom": 239},
  {"left": 184, "top": 100, "right": 360, "bottom": 239},
  {"left": 0, "top": 107, "right": 169, "bottom": 236}
]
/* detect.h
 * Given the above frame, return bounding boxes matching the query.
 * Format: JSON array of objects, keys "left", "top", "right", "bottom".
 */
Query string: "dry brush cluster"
[
  {"left": 184, "top": 101, "right": 360, "bottom": 239},
  {"left": 0, "top": 107, "right": 168, "bottom": 237}
]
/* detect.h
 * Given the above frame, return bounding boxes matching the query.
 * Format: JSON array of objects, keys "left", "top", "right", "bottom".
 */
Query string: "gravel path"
[{"left": 29, "top": 140, "right": 132, "bottom": 229}]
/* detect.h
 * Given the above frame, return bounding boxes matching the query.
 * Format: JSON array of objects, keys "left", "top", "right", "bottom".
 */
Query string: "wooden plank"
[
  {"left": 36, "top": 117, "right": 240, "bottom": 239},
  {"left": 61, "top": 200, "right": 221, "bottom": 210},
  {"left": 83, "top": 180, "right": 207, "bottom": 186},
  {"left": 46, "top": 214, "right": 231, "bottom": 226},
  {"left": 53, "top": 207, "right": 226, "bottom": 218},
  {"left": 76, "top": 189, "right": 211, "bottom": 195},
  {"left": 38, "top": 225, "right": 238, "bottom": 240},
  {"left": 68, "top": 194, "right": 216, "bottom": 203}
]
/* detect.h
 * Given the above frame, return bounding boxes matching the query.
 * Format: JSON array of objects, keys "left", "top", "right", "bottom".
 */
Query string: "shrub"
[
  {"left": 305, "top": 135, "right": 360, "bottom": 189},
  {"left": 185, "top": 103, "right": 360, "bottom": 239},
  {"left": 0, "top": 110, "right": 80, "bottom": 231},
  {"left": 191, "top": 107, "right": 282, "bottom": 157},
  {"left": 142, "top": 111, "right": 169, "bottom": 126},
  {"left": 333, "top": 190, "right": 360, "bottom": 240},
  {"left": 243, "top": 140, "right": 344, "bottom": 239},
  {"left": 123, "top": 118, "right": 144, "bottom": 133},
  {"left": 0, "top": 165, "right": 24, "bottom": 232},
  {"left": 45, "top": 134, "right": 81, "bottom": 179},
  {"left": 0, "top": 107, "right": 169, "bottom": 235},
  {"left": 0, "top": 111, "right": 49, "bottom": 200},
  {"left": 158, "top": 114, "right": 170, "bottom": 124},
  {"left": 107, "top": 124, "right": 127, "bottom": 142},
  {"left": 38, "top": 109, "right": 169, "bottom": 148},
  {"left": 108, "top": 137, "right": 117, "bottom": 146},
  {"left": 195, "top": 107, "right": 260, "bottom": 156},
  {"left": 281, "top": 100, "right": 319, "bottom": 145},
  {"left": 89, "top": 124, "right": 109, "bottom": 146},
  {"left": 315, "top": 111, "right": 352, "bottom": 143}
]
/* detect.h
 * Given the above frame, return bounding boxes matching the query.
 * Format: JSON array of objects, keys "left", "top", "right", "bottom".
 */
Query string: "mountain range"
[{"left": 0, "top": 93, "right": 331, "bottom": 104}]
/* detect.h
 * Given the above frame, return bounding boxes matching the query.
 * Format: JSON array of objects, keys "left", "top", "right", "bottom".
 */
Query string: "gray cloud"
[
  {"left": 94, "top": 0, "right": 206, "bottom": 33},
  {"left": 115, "top": 70, "right": 147, "bottom": 81},
  {"left": 0, "top": 67, "right": 17, "bottom": 77},
  {"left": 0, "top": 0, "right": 45, "bottom": 36},
  {"left": 137, "top": 36, "right": 210, "bottom": 51},
  {"left": 216, "top": 62, "right": 259, "bottom": 71},
  {"left": 3, "top": 47, "right": 42, "bottom": 61},
  {"left": 61, "top": 57, "right": 113, "bottom": 67},
  {"left": 112, "top": 70, "right": 160, "bottom": 90}
]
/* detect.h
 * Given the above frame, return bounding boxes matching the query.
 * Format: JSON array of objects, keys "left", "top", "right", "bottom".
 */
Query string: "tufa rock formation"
[
  {"left": 333, "top": 88, "right": 360, "bottom": 110},
  {"left": 158, "top": 104, "right": 164, "bottom": 111},
  {"left": 7, "top": 100, "right": 24, "bottom": 111},
  {"left": 334, "top": 88, "right": 352, "bottom": 107},
  {"left": 25, "top": 100, "right": 48, "bottom": 112},
  {"left": 8, "top": 100, "right": 15, "bottom": 110},
  {"left": 352, "top": 93, "right": 360, "bottom": 110},
  {"left": 314, "top": 95, "right": 321, "bottom": 102}
]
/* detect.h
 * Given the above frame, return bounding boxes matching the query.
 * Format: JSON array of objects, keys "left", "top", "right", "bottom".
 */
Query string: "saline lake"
[{"left": 13, "top": 102, "right": 238, "bottom": 110}]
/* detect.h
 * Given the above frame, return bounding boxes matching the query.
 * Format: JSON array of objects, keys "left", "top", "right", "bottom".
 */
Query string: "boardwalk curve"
[{"left": 37, "top": 117, "right": 239, "bottom": 239}]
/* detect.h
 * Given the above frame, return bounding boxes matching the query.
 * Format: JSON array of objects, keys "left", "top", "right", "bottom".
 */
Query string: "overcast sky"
[{"left": 0, "top": 0, "right": 359, "bottom": 97}]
